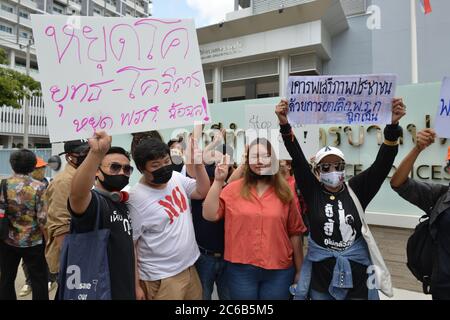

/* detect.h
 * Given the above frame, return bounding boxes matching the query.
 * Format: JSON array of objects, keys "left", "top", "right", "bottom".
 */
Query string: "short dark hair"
[
  {"left": 105, "top": 146, "right": 130, "bottom": 160},
  {"left": 131, "top": 131, "right": 163, "bottom": 156},
  {"left": 10, "top": 149, "right": 37, "bottom": 174},
  {"left": 132, "top": 139, "right": 170, "bottom": 172},
  {"left": 168, "top": 137, "right": 186, "bottom": 150}
]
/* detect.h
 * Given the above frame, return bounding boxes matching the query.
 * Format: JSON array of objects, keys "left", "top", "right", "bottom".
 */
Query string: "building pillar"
[
  {"left": 213, "top": 66, "right": 222, "bottom": 103},
  {"left": 245, "top": 79, "right": 256, "bottom": 99},
  {"left": 9, "top": 50, "right": 15, "bottom": 68},
  {"left": 7, "top": 136, "right": 14, "bottom": 149},
  {"left": 279, "top": 54, "right": 289, "bottom": 97}
]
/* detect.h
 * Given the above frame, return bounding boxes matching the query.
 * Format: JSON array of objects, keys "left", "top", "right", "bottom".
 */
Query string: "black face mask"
[
  {"left": 172, "top": 162, "right": 184, "bottom": 173},
  {"left": 248, "top": 167, "right": 272, "bottom": 180},
  {"left": 149, "top": 165, "right": 173, "bottom": 185},
  {"left": 69, "top": 154, "right": 87, "bottom": 167},
  {"left": 98, "top": 169, "right": 130, "bottom": 192}
]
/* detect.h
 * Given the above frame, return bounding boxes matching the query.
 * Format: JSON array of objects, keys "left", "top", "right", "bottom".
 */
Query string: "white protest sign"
[
  {"left": 286, "top": 74, "right": 397, "bottom": 125},
  {"left": 435, "top": 77, "right": 450, "bottom": 138},
  {"left": 31, "top": 15, "right": 211, "bottom": 142},
  {"left": 245, "top": 105, "right": 319, "bottom": 161}
]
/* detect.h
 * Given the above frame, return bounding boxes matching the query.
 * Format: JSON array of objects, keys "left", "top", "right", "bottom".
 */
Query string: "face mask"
[
  {"left": 170, "top": 149, "right": 184, "bottom": 166},
  {"left": 68, "top": 154, "right": 87, "bottom": 167},
  {"left": 31, "top": 169, "right": 46, "bottom": 181},
  {"left": 248, "top": 167, "right": 272, "bottom": 180},
  {"left": 320, "top": 171, "right": 345, "bottom": 188},
  {"left": 149, "top": 164, "right": 173, "bottom": 185},
  {"left": 98, "top": 169, "right": 130, "bottom": 192},
  {"left": 172, "top": 163, "right": 184, "bottom": 173}
]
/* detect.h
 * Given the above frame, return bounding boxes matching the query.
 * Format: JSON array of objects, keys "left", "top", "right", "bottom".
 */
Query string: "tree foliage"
[{"left": 0, "top": 48, "right": 41, "bottom": 109}]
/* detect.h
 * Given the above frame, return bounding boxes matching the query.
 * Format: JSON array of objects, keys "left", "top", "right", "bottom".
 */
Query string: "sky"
[{"left": 152, "top": 0, "right": 235, "bottom": 27}]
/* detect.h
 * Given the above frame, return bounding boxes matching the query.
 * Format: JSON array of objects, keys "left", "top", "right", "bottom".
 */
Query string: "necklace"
[{"left": 322, "top": 185, "right": 345, "bottom": 201}]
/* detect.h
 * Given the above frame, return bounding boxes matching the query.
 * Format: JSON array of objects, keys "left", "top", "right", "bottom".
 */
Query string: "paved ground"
[
  {"left": 15, "top": 263, "right": 56, "bottom": 300},
  {"left": 13, "top": 265, "right": 431, "bottom": 300},
  {"left": 380, "top": 288, "right": 431, "bottom": 300}
]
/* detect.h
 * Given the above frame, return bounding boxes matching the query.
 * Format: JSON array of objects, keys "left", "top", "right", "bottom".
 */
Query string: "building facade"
[
  {"left": 0, "top": 0, "right": 152, "bottom": 148},
  {"left": 199, "top": 0, "right": 450, "bottom": 103}
]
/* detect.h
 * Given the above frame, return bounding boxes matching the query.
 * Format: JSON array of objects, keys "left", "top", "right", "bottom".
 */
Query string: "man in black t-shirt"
[{"left": 68, "top": 131, "right": 136, "bottom": 300}]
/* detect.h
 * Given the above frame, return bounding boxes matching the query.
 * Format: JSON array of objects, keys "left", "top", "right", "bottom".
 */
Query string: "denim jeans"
[
  {"left": 195, "top": 253, "right": 230, "bottom": 300},
  {"left": 309, "top": 289, "right": 372, "bottom": 300},
  {"left": 226, "top": 262, "right": 295, "bottom": 300}
]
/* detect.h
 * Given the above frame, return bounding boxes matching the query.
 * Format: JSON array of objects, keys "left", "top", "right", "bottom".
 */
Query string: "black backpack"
[{"left": 406, "top": 215, "right": 435, "bottom": 294}]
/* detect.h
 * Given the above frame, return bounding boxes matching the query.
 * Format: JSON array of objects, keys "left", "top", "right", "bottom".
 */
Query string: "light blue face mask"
[{"left": 320, "top": 171, "right": 345, "bottom": 188}]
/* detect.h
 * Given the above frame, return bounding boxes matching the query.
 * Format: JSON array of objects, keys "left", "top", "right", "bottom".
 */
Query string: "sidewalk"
[
  {"left": 14, "top": 265, "right": 431, "bottom": 300},
  {"left": 380, "top": 288, "right": 431, "bottom": 300}
]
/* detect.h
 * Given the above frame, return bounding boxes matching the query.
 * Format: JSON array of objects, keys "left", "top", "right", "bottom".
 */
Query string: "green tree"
[{"left": 0, "top": 48, "right": 41, "bottom": 109}]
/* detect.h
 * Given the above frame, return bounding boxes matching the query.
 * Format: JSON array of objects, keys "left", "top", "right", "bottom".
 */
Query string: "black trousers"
[
  {"left": 0, "top": 241, "right": 49, "bottom": 300},
  {"left": 22, "top": 260, "right": 57, "bottom": 285}
]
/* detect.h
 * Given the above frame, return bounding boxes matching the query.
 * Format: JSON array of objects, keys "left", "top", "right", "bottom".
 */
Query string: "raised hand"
[
  {"left": 416, "top": 129, "right": 436, "bottom": 151},
  {"left": 191, "top": 137, "right": 204, "bottom": 165},
  {"left": 215, "top": 155, "right": 230, "bottom": 182},
  {"left": 391, "top": 98, "right": 407, "bottom": 125},
  {"left": 88, "top": 131, "right": 111, "bottom": 157},
  {"left": 275, "top": 99, "right": 289, "bottom": 125}
]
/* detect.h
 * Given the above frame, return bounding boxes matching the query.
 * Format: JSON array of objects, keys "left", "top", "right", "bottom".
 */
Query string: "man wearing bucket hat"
[
  {"left": 45, "top": 140, "right": 89, "bottom": 283},
  {"left": 276, "top": 97, "right": 406, "bottom": 300},
  {"left": 391, "top": 129, "right": 450, "bottom": 300}
]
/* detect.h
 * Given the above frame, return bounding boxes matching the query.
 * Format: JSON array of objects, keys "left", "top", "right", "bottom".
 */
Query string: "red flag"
[{"left": 421, "top": 0, "right": 432, "bottom": 14}]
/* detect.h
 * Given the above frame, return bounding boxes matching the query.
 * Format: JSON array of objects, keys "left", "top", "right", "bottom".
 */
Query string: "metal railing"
[{"left": 0, "top": 96, "right": 48, "bottom": 137}]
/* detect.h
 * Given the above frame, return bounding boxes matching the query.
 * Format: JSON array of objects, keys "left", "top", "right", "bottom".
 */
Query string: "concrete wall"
[
  {"left": 323, "top": 14, "right": 373, "bottom": 75},
  {"left": 112, "top": 81, "right": 447, "bottom": 229},
  {"left": 326, "top": 0, "right": 450, "bottom": 84}
]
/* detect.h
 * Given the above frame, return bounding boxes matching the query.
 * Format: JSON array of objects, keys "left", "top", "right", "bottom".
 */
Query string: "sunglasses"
[
  {"left": 103, "top": 163, "right": 134, "bottom": 176},
  {"left": 317, "top": 162, "right": 346, "bottom": 173}
]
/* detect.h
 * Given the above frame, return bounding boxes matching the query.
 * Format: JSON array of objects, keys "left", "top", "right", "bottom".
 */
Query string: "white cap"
[{"left": 315, "top": 146, "right": 345, "bottom": 164}]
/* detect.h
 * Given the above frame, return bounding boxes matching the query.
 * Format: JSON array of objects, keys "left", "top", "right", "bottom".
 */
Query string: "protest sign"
[
  {"left": 286, "top": 74, "right": 397, "bottom": 126},
  {"left": 245, "top": 104, "right": 319, "bottom": 160},
  {"left": 31, "top": 15, "right": 210, "bottom": 142},
  {"left": 435, "top": 77, "right": 450, "bottom": 138}
]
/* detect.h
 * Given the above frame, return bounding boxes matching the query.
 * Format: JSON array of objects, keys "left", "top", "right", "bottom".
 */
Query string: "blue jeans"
[
  {"left": 195, "top": 253, "right": 230, "bottom": 300},
  {"left": 309, "top": 289, "right": 336, "bottom": 300},
  {"left": 309, "top": 289, "right": 371, "bottom": 301},
  {"left": 226, "top": 262, "right": 295, "bottom": 300}
]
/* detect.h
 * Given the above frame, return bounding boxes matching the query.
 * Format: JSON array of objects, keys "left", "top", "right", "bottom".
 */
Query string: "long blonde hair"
[{"left": 240, "top": 138, "right": 293, "bottom": 204}]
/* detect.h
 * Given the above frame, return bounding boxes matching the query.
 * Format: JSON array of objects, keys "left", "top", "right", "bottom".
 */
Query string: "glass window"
[
  {"left": 53, "top": 6, "right": 64, "bottom": 14},
  {"left": 19, "top": 11, "right": 29, "bottom": 19},
  {"left": 0, "top": 25, "right": 13, "bottom": 33},
  {"left": 1, "top": 4, "right": 14, "bottom": 13}
]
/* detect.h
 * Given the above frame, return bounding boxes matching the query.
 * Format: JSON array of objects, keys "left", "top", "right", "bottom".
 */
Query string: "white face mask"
[{"left": 320, "top": 171, "right": 345, "bottom": 188}]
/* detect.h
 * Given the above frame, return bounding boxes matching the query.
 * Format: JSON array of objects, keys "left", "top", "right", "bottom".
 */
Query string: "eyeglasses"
[
  {"left": 316, "top": 162, "right": 346, "bottom": 173},
  {"left": 103, "top": 163, "right": 134, "bottom": 176}
]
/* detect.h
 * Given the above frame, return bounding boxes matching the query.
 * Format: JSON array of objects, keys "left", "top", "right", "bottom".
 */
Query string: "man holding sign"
[{"left": 276, "top": 97, "right": 406, "bottom": 300}]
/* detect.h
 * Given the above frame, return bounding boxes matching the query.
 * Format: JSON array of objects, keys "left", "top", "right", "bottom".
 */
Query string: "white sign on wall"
[
  {"left": 31, "top": 15, "right": 211, "bottom": 142},
  {"left": 245, "top": 104, "right": 320, "bottom": 161}
]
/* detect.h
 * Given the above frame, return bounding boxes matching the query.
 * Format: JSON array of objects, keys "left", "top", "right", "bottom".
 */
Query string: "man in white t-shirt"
[{"left": 129, "top": 138, "right": 211, "bottom": 300}]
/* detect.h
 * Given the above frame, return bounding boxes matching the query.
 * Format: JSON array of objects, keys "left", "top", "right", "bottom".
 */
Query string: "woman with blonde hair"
[{"left": 203, "top": 138, "right": 306, "bottom": 300}]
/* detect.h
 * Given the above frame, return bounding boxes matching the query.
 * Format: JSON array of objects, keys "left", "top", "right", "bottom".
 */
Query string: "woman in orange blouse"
[{"left": 203, "top": 138, "right": 306, "bottom": 300}]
